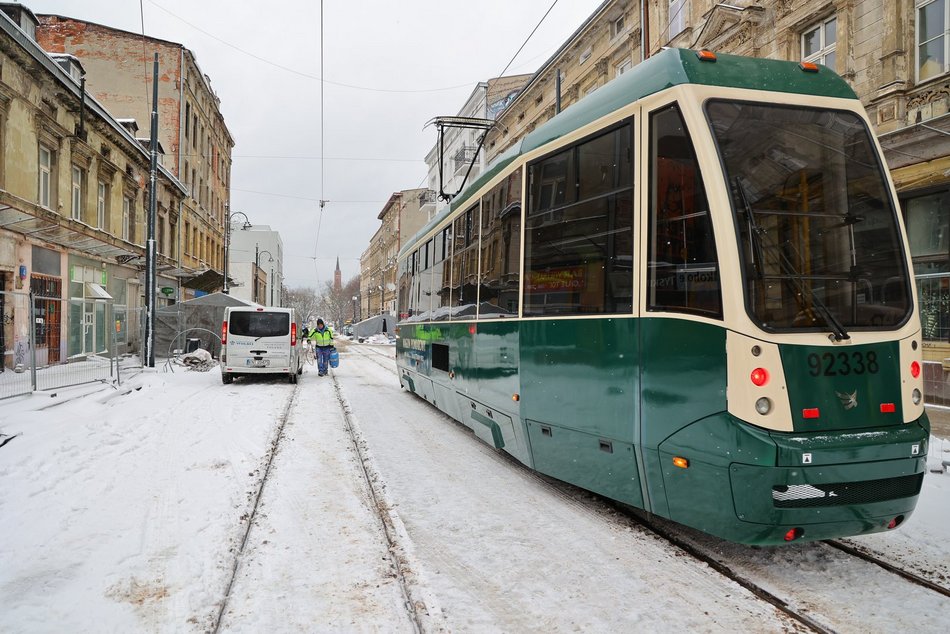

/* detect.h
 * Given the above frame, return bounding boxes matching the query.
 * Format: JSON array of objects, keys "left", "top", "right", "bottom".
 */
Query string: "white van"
[{"left": 221, "top": 306, "right": 302, "bottom": 384}]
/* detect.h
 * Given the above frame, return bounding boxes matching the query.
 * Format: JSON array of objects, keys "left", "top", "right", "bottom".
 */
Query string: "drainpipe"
[{"left": 641, "top": 0, "right": 650, "bottom": 61}]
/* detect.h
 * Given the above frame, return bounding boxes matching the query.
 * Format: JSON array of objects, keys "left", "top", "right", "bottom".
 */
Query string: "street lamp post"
[
  {"left": 256, "top": 246, "right": 274, "bottom": 305},
  {"left": 224, "top": 209, "right": 251, "bottom": 294},
  {"left": 352, "top": 295, "right": 358, "bottom": 323}
]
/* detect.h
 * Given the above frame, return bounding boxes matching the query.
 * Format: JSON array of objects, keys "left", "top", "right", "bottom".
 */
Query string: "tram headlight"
[
  {"left": 755, "top": 397, "right": 772, "bottom": 415},
  {"left": 912, "top": 388, "right": 922, "bottom": 405}
]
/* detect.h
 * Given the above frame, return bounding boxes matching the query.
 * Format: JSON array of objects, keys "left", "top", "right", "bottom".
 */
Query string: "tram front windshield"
[{"left": 707, "top": 101, "right": 911, "bottom": 334}]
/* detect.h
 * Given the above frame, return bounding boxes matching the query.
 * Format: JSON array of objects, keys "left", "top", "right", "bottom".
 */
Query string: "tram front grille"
[{"left": 771, "top": 473, "right": 923, "bottom": 508}]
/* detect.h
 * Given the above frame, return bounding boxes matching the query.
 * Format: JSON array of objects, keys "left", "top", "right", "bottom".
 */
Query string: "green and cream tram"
[{"left": 395, "top": 49, "right": 929, "bottom": 545}]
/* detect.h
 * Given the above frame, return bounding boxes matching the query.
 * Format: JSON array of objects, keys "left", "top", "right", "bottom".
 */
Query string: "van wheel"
[{"left": 222, "top": 372, "right": 233, "bottom": 384}]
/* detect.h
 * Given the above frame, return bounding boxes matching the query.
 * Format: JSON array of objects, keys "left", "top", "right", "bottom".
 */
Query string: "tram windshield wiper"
[{"left": 734, "top": 177, "right": 850, "bottom": 342}]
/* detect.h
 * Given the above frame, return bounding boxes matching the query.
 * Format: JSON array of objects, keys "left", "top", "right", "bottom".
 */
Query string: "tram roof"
[{"left": 401, "top": 48, "right": 856, "bottom": 257}]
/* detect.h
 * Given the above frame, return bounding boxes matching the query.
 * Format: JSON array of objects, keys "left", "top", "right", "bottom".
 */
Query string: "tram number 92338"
[{"left": 807, "top": 351, "right": 880, "bottom": 377}]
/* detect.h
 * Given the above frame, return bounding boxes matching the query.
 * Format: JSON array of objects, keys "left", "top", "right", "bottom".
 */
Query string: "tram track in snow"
[
  {"left": 824, "top": 538, "right": 950, "bottom": 598},
  {"left": 328, "top": 357, "right": 430, "bottom": 634},
  {"left": 211, "top": 383, "right": 299, "bottom": 634},
  {"left": 350, "top": 349, "right": 948, "bottom": 629}
]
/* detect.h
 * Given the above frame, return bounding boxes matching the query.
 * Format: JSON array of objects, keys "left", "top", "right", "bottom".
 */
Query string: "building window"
[
  {"left": 918, "top": 0, "right": 948, "bottom": 81},
  {"left": 579, "top": 47, "right": 593, "bottom": 65},
  {"left": 612, "top": 14, "right": 625, "bottom": 39},
  {"left": 71, "top": 165, "right": 83, "bottom": 221},
  {"left": 38, "top": 145, "right": 52, "bottom": 208},
  {"left": 905, "top": 190, "right": 950, "bottom": 341},
  {"left": 669, "top": 0, "right": 688, "bottom": 39},
  {"left": 122, "top": 195, "right": 131, "bottom": 241},
  {"left": 802, "top": 16, "right": 837, "bottom": 70},
  {"left": 616, "top": 59, "right": 633, "bottom": 77},
  {"left": 97, "top": 181, "right": 107, "bottom": 229}
]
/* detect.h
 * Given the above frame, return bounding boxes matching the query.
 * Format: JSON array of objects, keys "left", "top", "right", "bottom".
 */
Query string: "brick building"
[{"left": 35, "top": 13, "right": 234, "bottom": 297}]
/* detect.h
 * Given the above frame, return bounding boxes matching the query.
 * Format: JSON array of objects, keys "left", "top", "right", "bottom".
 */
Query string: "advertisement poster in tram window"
[{"left": 525, "top": 266, "right": 587, "bottom": 293}]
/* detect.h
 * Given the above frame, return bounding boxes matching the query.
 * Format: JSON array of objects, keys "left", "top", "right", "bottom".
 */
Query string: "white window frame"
[
  {"left": 616, "top": 58, "right": 633, "bottom": 77},
  {"left": 917, "top": 0, "right": 949, "bottom": 82},
  {"left": 802, "top": 16, "right": 837, "bottom": 68},
  {"left": 669, "top": 0, "right": 688, "bottom": 39},
  {"left": 38, "top": 145, "right": 51, "bottom": 208},
  {"left": 122, "top": 195, "right": 131, "bottom": 241},
  {"left": 71, "top": 165, "right": 82, "bottom": 221},
  {"left": 96, "top": 181, "right": 106, "bottom": 229},
  {"left": 612, "top": 14, "right": 625, "bottom": 39},
  {"left": 578, "top": 46, "right": 592, "bottom": 65}
]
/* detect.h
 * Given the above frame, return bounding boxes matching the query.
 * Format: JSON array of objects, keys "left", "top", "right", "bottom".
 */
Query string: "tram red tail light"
[
  {"left": 468, "top": 324, "right": 476, "bottom": 335},
  {"left": 784, "top": 527, "right": 804, "bottom": 541},
  {"left": 910, "top": 361, "right": 921, "bottom": 378},
  {"left": 880, "top": 403, "right": 896, "bottom": 413},
  {"left": 887, "top": 515, "right": 904, "bottom": 529},
  {"left": 672, "top": 456, "right": 689, "bottom": 469},
  {"left": 802, "top": 408, "right": 820, "bottom": 419},
  {"left": 750, "top": 368, "right": 769, "bottom": 387}
]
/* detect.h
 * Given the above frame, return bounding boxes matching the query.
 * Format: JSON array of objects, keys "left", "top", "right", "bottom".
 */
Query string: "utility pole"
[{"left": 145, "top": 53, "right": 159, "bottom": 368}]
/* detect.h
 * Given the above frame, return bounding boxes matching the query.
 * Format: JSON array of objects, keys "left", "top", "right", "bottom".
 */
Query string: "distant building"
[
  {"left": 228, "top": 224, "right": 283, "bottom": 307},
  {"left": 35, "top": 13, "right": 235, "bottom": 298},
  {"left": 333, "top": 256, "right": 341, "bottom": 292},
  {"left": 360, "top": 189, "right": 427, "bottom": 318}
]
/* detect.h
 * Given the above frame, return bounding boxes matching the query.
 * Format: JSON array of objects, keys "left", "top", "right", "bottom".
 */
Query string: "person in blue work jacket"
[{"left": 308, "top": 318, "right": 334, "bottom": 376}]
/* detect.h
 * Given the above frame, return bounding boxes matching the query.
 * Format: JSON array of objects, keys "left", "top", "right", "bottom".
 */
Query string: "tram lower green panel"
[{"left": 526, "top": 420, "right": 643, "bottom": 507}]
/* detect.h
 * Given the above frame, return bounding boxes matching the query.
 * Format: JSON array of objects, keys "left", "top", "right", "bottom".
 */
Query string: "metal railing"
[{"left": 0, "top": 289, "right": 121, "bottom": 400}]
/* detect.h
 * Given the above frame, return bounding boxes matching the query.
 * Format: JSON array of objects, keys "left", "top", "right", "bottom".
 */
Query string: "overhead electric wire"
[
  {"left": 147, "top": 0, "right": 472, "bottom": 94},
  {"left": 497, "top": 0, "right": 560, "bottom": 77}
]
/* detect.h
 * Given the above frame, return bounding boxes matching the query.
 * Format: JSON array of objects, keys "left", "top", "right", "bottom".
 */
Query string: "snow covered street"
[{"left": 1, "top": 343, "right": 948, "bottom": 632}]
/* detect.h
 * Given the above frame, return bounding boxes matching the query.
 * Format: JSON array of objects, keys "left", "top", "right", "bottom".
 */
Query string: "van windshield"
[{"left": 229, "top": 312, "right": 289, "bottom": 337}]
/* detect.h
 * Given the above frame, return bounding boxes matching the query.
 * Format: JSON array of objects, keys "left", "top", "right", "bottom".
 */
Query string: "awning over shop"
[
  {"left": 85, "top": 282, "right": 113, "bottom": 300},
  {"left": 180, "top": 268, "right": 227, "bottom": 292}
]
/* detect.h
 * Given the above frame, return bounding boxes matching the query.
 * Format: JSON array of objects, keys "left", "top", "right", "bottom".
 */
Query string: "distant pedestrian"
[{"left": 308, "top": 318, "right": 334, "bottom": 376}]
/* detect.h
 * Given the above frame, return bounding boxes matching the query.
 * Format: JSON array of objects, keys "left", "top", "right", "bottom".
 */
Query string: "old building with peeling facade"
[
  {"left": 35, "top": 11, "right": 234, "bottom": 298},
  {"left": 0, "top": 4, "right": 187, "bottom": 370}
]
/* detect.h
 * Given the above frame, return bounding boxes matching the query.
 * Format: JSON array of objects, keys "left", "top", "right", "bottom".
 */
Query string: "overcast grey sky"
[{"left": 29, "top": 0, "right": 605, "bottom": 289}]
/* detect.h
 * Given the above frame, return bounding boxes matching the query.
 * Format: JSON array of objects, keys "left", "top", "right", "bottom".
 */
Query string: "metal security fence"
[
  {"left": 0, "top": 289, "right": 33, "bottom": 400},
  {"left": 0, "top": 289, "right": 123, "bottom": 401}
]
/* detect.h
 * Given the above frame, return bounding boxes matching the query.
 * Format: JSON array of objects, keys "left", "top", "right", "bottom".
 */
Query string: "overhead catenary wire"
[
  {"left": 497, "top": 0, "right": 561, "bottom": 78},
  {"left": 147, "top": 0, "right": 473, "bottom": 94}
]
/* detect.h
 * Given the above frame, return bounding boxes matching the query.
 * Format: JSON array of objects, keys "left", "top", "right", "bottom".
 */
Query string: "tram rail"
[
  {"left": 825, "top": 539, "right": 950, "bottom": 598},
  {"left": 212, "top": 383, "right": 300, "bottom": 634}
]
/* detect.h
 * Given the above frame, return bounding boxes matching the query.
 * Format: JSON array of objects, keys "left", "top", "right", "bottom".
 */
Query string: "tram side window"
[
  {"left": 415, "top": 239, "right": 433, "bottom": 320},
  {"left": 524, "top": 123, "right": 633, "bottom": 316},
  {"left": 409, "top": 249, "right": 421, "bottom": 321},
  {"left": 431, "top": 227, "right": 452, "bottom": 321},
  {"left": 647, "top": 104, "right": 721, "bottom": 317},
  {"left": 479, "top": 167, "right": 522, "bottom": 319},
  {"left": 398, "top": 258, "right": 411, "bottom": 321},
  {"left": 451, "top": 204, "right": 479, "bottom": 318}
]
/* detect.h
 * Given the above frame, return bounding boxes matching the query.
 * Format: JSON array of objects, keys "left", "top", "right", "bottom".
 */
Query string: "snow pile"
[
  {"left": 362, "top": 334, "right": 395, "bottom": 345},
  {"left": 171, "top": 349, "right": 215, "bottom": 372}
]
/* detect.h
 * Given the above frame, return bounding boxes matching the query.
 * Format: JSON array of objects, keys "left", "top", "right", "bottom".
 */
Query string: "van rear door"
[{"left": 227, "top": 310, "right": 292, "bottom": 369}]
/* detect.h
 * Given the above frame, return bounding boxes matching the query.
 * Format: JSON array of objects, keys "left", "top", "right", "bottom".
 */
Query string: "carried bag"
[{"left": 329, "top": 346, "right": 339, "bottom": 368}]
